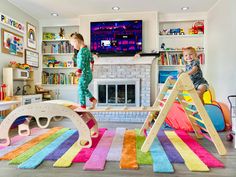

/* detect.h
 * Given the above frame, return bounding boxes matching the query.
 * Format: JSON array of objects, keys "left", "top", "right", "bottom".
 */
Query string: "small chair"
[{"left": 35, "top": 85, "right": 52, "bottom": 100}]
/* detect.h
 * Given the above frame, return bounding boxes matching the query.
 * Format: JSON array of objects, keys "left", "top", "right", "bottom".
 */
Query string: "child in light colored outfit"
[
  {"left": 70, "top": 32, "right": 97, "bottom": 109},
  {"left": 179, "top": 47, "right": 208, "bottom": 103}
]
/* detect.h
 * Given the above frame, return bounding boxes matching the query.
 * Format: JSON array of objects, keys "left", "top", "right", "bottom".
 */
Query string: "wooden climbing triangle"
[{"left": 140, "top": 73, "right": 227, "bottom": 155}]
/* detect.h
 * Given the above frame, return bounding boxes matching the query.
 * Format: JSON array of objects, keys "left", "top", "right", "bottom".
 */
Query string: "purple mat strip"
[
  {"left": 44, "top": 132, "right": 78, "bottom": 161},
  {"left": 158, "top": 131, "right": 184, "bottom": 163}
]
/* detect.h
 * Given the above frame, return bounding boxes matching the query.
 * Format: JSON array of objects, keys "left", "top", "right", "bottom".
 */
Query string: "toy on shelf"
[
  {"left": 59, "top": 27, "right": 65, "bottom": 39},
  {"left": 8, "top": 61, "right": 19, "bottom": 68},
  {"left": 168, "top": 28, "right": 185, "bottom": 35},
  {"left": 0, "top": 84, "right": 7, "bottom": 101},
  {"left": 160, "top": 43, "right": 165, "bottom": 50},
  {"left": 189, "top": 21, "right": 204, "bottom": 35},
  {"left": 159, "top": 29, "right": 168, "bottom": 35},
  {"left": 8, "top": 61, "right": 31, "bottom": 71}
]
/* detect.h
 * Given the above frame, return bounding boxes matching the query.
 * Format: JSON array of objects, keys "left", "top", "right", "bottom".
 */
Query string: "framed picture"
[
  {"left": 25, "top": 49, "right": 39, "bottom": 68},
  {"left": 26, "top": 22, "right": 37, "bottom": 50},
  {"left": 1, "top": 28, "right": 24, "bottom": 57}
]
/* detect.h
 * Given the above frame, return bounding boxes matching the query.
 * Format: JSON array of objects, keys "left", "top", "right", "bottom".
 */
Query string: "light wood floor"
[{"left": 0, "top": 119, "right": 235, "bottom": 177}]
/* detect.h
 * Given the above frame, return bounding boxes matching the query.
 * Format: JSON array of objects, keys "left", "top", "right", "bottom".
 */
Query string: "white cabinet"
[
  {"left": 15, "top": 94, "right": 42, "bottom": 105},
  {"left": 43, "top": 85, "right": 79, "bottom": 103}
]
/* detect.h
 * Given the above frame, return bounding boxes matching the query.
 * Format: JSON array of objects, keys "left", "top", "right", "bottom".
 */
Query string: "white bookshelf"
[{"left": 157, "top": 18, "right": 206, "bottom": 87}]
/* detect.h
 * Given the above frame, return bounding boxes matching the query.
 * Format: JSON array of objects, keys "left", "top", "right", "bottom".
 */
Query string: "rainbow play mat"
[{"left": 0, "top": 127, "right": 224, "bottom": 173}]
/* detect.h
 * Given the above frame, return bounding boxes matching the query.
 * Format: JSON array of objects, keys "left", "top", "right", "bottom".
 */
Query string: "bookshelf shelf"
[
  {"left": 160, "top": 49, "right": 204, "bottom": 52},
  {"left": 43, "top": 67, "right": 77, "bottom": 69},
  {"left": 42, "top": 84, "right": 77, "bottom": 86},
  {"left": 159, "top": 34, "right": 204, "bottom": 38},
  {"left": 159, "top": 65, "right": 185, "bottom": 67},
  {"left": 158, "top": 19, "right": 206, "bottom": 85},
  {"left": 42, "top": 39, "right": 70, "bottom": 42},
  {"left": 43, "top": 53, "right": 74, "bottom": 56}
]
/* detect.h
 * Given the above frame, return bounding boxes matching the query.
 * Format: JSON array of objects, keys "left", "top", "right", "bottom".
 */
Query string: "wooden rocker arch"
[{"left": 0, "top": 103, "right": 96, "bottom": 148}]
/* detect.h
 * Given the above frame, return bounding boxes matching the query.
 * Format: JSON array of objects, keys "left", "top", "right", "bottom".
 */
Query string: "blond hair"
[
  {"left": 70, "top": 32, "right": 84, "bottom": 42},
  {"left": 182, "top": 47, "right": 197, "bottom": 56}
]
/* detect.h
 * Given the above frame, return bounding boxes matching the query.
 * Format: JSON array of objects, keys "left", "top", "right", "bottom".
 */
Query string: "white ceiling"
[{"left": 8, "top": 0, "right": 218, "bottom": 20}]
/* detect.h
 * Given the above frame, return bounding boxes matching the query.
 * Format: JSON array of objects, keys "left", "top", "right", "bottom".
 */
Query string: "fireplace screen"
[{"left": 95, "top": 79, "right": 139, "bottom": 106}]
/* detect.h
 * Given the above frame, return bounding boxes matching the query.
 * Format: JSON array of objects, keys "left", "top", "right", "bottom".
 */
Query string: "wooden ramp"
[{"left": 139, "top": 73, "right": 227, "bottom": 155}]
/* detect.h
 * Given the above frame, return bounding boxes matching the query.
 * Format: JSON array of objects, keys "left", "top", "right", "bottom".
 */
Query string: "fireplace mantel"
[{"left": 94, "top": 56, "right": 156, "bottom": 65}]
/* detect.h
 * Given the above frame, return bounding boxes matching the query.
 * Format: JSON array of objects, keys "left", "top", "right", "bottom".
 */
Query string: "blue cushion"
[{"left": 194, "top": 104, "right": 225, "bottom": 131}]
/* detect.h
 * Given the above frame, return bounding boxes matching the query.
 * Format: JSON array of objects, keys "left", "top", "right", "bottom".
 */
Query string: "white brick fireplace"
[
  {"left": 94, "top": 79, "right": 140, "bottom": 107},
  {"left": 91, "top": 56, "right": 157, "bottom": 122}
]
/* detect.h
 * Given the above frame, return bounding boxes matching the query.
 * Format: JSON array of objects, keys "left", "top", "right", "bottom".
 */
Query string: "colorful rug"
[{"left": 0, "top": 127, "right": 225, "bottom": 173}]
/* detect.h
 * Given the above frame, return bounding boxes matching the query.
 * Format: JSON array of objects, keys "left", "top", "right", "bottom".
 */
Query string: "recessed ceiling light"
[
  {"left": 112, "top": 6, "right": 120, "bottom": 11},
  {"left": 51, "top": 12, "right": 59, "bottom": 17},
  {"left": 181, "top": 7, "right": 190, "bottom": 11}
]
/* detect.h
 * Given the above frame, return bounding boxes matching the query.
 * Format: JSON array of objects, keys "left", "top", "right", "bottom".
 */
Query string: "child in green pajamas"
[{"left": 70, "top": 32, "right": 97, "bottom": 109}]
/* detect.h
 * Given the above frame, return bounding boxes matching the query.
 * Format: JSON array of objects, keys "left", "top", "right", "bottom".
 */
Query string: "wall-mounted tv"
[{"left": 90, "top": 20, "right": 142, "bottom": 56}]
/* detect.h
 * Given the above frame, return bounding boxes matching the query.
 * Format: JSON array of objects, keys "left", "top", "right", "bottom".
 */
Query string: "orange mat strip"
[{"left": 120, "top": 130, "right": 138, "bottom": 169}]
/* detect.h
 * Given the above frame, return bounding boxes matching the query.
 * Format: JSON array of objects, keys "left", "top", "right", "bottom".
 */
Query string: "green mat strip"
[
  {"left": 135, "top": 129, "right": 153, "bottom": 164},
  {"left": 9, "top": 128, "right": 69, "bottom": 165}
]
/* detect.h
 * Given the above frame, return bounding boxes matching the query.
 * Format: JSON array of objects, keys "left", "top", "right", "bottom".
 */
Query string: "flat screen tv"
[{"left": 90, "top": 20, "right": 142, "bottom": 56}]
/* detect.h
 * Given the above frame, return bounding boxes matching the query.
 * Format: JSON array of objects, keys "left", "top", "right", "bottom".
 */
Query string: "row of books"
[
  {"left": 158, "top": 52, "right": 205, "bottom": 65},
  {"left": 158, "top": 53, "right": 185, "bottom": 65},
  {"left": 42, "top": 71, "right": 78, "bottom": 85},
  {"left": 42, "top": 41, "right": 74, "bottom": 54}
]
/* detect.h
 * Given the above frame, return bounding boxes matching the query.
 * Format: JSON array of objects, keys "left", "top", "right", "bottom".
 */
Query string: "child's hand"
[
  {"left": 92, "top": 54, "right": 98, "bottom": 59},
  {"left": 75, "top": 71, "right": 81, "bottom": 78},
  {"left": 178, "top": 68, "right": 184, "bottom": 74},
  {"left": 134, "top": 53, "right": 141, "bottom": 59}
]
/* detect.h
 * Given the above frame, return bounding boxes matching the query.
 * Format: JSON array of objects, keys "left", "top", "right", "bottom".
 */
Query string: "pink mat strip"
[
  {"left": 175, "top": 130, "right": 224, "bottom": 168},
  {"left": 0, "top": 127, "right": 41, "bottom": 150},
  {"left": 83, "top": 130, "right": 115, "bottom": 171},
  {"left": 72, "top": 128, "right": 106, "bottom": 162}
]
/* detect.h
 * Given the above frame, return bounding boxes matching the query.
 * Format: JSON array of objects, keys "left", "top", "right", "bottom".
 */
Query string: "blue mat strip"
[{"left": 150, "top": 137, "right": 174, "bottom": 173}]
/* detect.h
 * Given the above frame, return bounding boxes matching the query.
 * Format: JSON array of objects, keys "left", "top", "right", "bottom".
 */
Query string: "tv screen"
[{"left": 90, "top": 20, "right": 142, "bottom": 56}]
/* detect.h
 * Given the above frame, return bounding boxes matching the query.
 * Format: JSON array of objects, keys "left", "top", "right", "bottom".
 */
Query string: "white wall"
[
  {"left": 0, "top": 0, "right": 39, "bottom": 83},
  {"left": 207, "top": 0, "right": 236, "bottom": 103},
  {"left": 79, "top": 11, "right": 159, "bottom": 53}
]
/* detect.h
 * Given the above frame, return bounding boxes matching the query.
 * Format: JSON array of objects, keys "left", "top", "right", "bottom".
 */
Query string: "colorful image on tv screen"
[{"left": 90, "top": 20, "right": 142, "bottom": 55}]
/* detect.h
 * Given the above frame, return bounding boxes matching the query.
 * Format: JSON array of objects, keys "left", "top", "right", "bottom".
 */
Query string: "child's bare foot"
[{"left": 89, "top": 99, "right": 97, "bottom": 109}]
